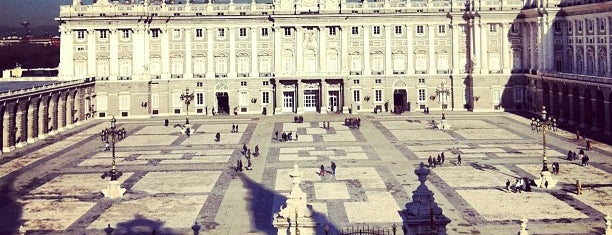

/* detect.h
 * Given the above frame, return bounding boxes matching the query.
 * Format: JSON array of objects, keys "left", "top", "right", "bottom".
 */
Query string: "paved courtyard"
[{"left": 0, "top": 111, "right": 610, "bottom": 234}]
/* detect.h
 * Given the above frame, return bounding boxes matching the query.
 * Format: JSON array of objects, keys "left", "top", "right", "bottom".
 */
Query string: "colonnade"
[{"left": 0, "top": 82, "right": 96, "bottom": 154}]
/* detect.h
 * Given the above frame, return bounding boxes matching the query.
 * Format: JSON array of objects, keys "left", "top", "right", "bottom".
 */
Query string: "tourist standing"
[
  {"left": 457, "top": 153, "right": 462, "bottom": 166},
  {"left": 331, "top": 161, "right": 337, "bottom": 175},
  {"left": 320, "top": 164, "right": 325, "bottom": 176}
]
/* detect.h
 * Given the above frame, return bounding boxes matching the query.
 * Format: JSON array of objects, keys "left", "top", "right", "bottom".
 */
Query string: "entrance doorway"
[
  {"left": 393, "top": 89, "right": 408, "bottom": 113},
  {"left": 328, "top": 91, "right": 338, "bottom": 112},
  {"left": 216, "top": 92, "right": 229, "bottom": 114},
  {"left": 303, "top": 90, "right": 318, "bottom": 112},
  {"left": 283, "top": 91, "right": 294, "bottom": 113}
]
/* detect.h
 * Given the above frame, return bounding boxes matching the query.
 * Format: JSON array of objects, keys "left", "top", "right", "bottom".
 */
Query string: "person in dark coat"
[
  {"left": 319, "top": 164, "right": 325, "bottom": 176},
  {"left": 331, "top": 161, "right": 337, "bottom": 174}
]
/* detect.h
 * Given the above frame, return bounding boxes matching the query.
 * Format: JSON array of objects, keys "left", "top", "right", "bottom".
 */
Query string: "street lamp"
[
  {"left": 100, "top": 116, "right": 125, "bottom": 198},
  {"left": 180, "top": 88, "right": 195, "bottom": 125},
  {"left": 532, "top": 106, "right": 558, "bottom": 188},
  {"left": 435, "top": 81, "right": 450, "bottom": 120}
]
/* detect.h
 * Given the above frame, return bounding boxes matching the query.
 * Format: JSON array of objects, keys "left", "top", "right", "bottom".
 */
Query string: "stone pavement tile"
[
  {"left": 334, "top": 167, "right": 386, "bottom": 189},
  {"left": 132, "top": 126, "right": 180, "bottom": 135},
  {"left": 433, "top": 165, "right": 517, "bottom": 188},
  {"left": 315, "top": 183, "right": 351, "bottom": 200},
  {"left": 88, "top": 195, "right": 207, "bottom": 230},
  {"left": 279, "top": 154, "right": 317, "bottom": 162},
  {"left": 159, "top": 157, "right": 230, "bottom": 164},
  {"left": 88, "top": 151, "right": 134, "bottom": 159},
  {"left": 330, "top": 152, "right": 368, "bottom": 160},
  {"left": 412, "top": 152, "right": 487, "bottom": 159},
  {"left": 309, "top": 202, "right": 329, "bottom": 222},
  {"left": 344, "top": 191, "right": 402, "bottom": 223},
  {"left": 181, "top": 133, "right": 242, "bottom": 145},
  {"left": 328, "top": 146, "right": 365, "bottom": 153},
  {"left": 119, "top": 135, "right": 178, "bottom": 147},
  {"left": 310, "top": 150, "right": 335, "bottom": 155},
  {"left": 172, "top": 149, "right": 233, "bottom": 155},
  {"left": 283, "top": 123, "right": 312, "bottom": 131},
  {"left": 137, "top": 153, "right": 185, "bottom": 159},
  {"left": 390, "top": 129, "right": 454, "bottom": 141},
  {"left": 457, "top": 189, "right": 588, "bottom": 221},
  {"left": 131, "top": 171, "right": 221, "bottom": 194},
  {"left": 306, "top": 127, "right": 328, "bottom": 134},
  {"left": 569, "top": 186, "right": 612, "bottom": 215},
  {"left": 29, "top": 173, "right": 133, "bottom": 197},
  {"left": 16, "top": 198, "right": 97, "bottom": 231},
  {"left": 323, "top": 131, "right": 356, "bottom": 142},
  {"left": 515, "top": 149, "right": 565, "bottom": 157},
  {"left": 454, "top": 129, "right": 522, "bottom": 140},
  {"left": 275, "top": 168, "right": 322, "bottom": 191},
  {"left": 447, "top": 120, "right": 497, "bottom": 129},
  {"left": 481, "top": 143, "right": 543, "bottom": 150},
  {"left": 516, "top": 164, "right": 612, "bottom": 185},
  {"left": 379, "top": 120, "right": 429, "bottom": 130},
  {"left": 461, "top": 148, "right": 507, "bottom": 153},
  {"left": 78, "top": 157, "right": 149, "bottom": 166},
  {"left": 280, "top": 147, "right": 316, "bottom": 153},
  {"left": 407, "top": 144, "right": 471, "bottom": 152},
  {"left": 194, "top": 124, "right": 235, "bottom": 133}
]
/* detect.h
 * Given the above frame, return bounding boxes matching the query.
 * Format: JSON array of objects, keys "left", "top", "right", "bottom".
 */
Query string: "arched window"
[
  {"left": 327, "top": 49, "right": 339, "bottom": 71},
  {"left": 350, "top": 53, "right": 362, "bottom": 73},
  {"left": 282, "top": 49, "right": 294, "bottom": 72},
  {"left": 97, "top": 58, "right": 109, "bottom": 77},
  {"left": 512, "top": 50, "right": 522, "bottom": 71},
  {"left": 171, "top": 56, "right": 183, "bottom": 76},
  {"left": 415, "top": 51, "right": 427, "bottom": 73},
  {"left": 393, "top": 52, "right": 405, "bottom": 73},
  {"left": 193, "top": 56, "right": 206, "bottom": 76},
  {"left": 304, "top": 49, "right": 316, "bottom": 72},
  {"left": 237, "top": 53, "right": 250, "bottom": 75},
  {"left": 371, "top": 52, "right": 384, "bottom": 73},
  {"left": 259, "top": 54, "right": 272, "bottom": 74},
  {"left": 215, "top": 54, "right": 228, "bottom": 76},
  {"left": 437, "top": 52, "right": 449, "bottom": 73},
  {"left": 489, "top": 53, "right": 500, "bottom": 73},
  {"left": 119, "top": 58, "right": 132, "bottom": 77},
  {"left": 598, "top": 49, "right": 606, "bottom": 75}
]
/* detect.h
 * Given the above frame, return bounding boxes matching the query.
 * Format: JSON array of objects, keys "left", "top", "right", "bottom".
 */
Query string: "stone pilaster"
[{"left": 27, "top": 99, "right": 39, "bottom": 143}]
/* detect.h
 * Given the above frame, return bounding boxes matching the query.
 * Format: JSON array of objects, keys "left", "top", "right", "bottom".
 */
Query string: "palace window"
[
  {"left": 416, "top": 25, "right": 424, "bottom": 35},
  {"left": 489, "top": 24, "right": 497, "bottom": 33},
  {"left": 351, "top": 26, "right": 359, "bottom": 35},
  {"left": 195, "top": 28, "right": 203, "bottom": 38},
  {"left": 353, "top": 90, "right": 361, "bottom": 102},
  {"left": 218, "top": 28, "right": 225, "bottom": 39},
  {"left": 373, "top": 26, "right": 381, "bottom": 35},
  {"left": 284, "top": 27, "right": 292, "bottom": 37},
  {"left": 241, "top": 81, "right": 248, "bottom": 86},
  {"left": 394, "top": 25, "right": 402, "bottom": 35},
  {"left": 151, "top": 29, "right": 160, "bottom": 38},
  {"left": 329, "top": 27, "right": 337, "bottom": 36},
  {"left": 261, "top": 28, "right": 269, "bottom": 37},
  {"left": 172, "top": 29, "right": 181, "bottom": 40},
  {"left": 239, "top": 28, "right": 247, "bottom": 38},
  {"left": 418, "top": 89, "right": 426, "bottom": 102},
  {"left": 375, "top": 90, "right": 382, "bottom": 102},
  {"left": 121, "top": 29, "right": 130, "bottom": 39},
  {"left": 438, "top": 25, "right": 446, "bottom": 35},
  {"left": 262, "top": 91, "right": 270, "bottom": 104},
  {"left": 99, "top": 30, "right": 107, "bottom": 39},
  {"left": 77, "top": 30, "right": 85, "bottom": 40},
  {"left": 196, "top": 93, "right": 204, "bottom": 106},
  {"left": 353, "top": 79, "right": 360, "bottom": 85}
]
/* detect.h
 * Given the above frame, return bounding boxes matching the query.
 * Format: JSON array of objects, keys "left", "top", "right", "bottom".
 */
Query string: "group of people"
[
  {"left": 319, "top": 161, "right": 337, "bottom": 176},
  {"left": 567, "top": 149, "right": 590, "bottom": 166},
  {"left": 344, "top": 118, "right": 361, "bottom": 129},
  {"left": 231, "top": 124, "right": 240, "bottom": 133},
  {"left": 506, "top": 178, "right": 531, "bottom": 193},
  {"left": 427, "top": 152, "right": 446, "bottom": 168},
  {"left": 275, "top": 130, "right": 298, "bottom": 142},
  {"left": 236, "top": 144, "right": 259, "bottom": 172}
]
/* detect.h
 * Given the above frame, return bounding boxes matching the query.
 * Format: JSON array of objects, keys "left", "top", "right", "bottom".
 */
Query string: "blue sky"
[{"left": 0, "top": 0, "right": 72, "bottom": 28}]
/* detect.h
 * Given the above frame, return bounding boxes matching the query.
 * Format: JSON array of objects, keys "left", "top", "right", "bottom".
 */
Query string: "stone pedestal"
[
  {"left": 102, "top": 180, "right": 126, "bottom": 199},
  {"left": 534, "top": 170, "right": 557, "bottom": 189},
  {"left": 401, "top": 162, "right": 450, "bottom": 235},
  {"left": 273, "top": 164, "right": 316, "bottom": 235}
]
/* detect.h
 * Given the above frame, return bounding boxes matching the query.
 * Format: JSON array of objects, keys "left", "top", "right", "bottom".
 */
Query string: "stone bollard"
[{"left": 518, "top": 216, "right": 529, "bottom": 235}]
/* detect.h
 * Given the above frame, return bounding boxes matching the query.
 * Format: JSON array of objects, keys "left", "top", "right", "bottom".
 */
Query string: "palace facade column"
[
  {"left": 385, "top": 25, "right": 392, "bottom": 75},
  {"left": 87, "top": 29, "right": 97, "bottom": 77},
  {"left": 428, "top": 24, "right": 436, "bottom": 74},
  {"left": 58, "top": 93, "right": 67, "bottom": 132},
  {"left": 250, "top": 27, "right": 258, "bottom": 77},
  {"left": 530, "top": 22, "right": 537, "bottom": 73},
  {"left": 184, "top": 27, "right": 193, "bottom": 79},
  {"left": 59, "top": 26, "right": 74, "bottom": 80},
  {"left": 341, "top": 26, "right": 349, "bottom": 74},
  {"left": 571, "top": 20, "right": 578, "bottom": 73},
  {"left": 274, "top": 26, "right": 281, "bottom": 76},
  {"left": 319, "top": 26, "right": 327, "bottom": 72},
  {"left": 207, "top": 28, "right": 215, "bottom": 78},
  {"left": 473, "top": 18, "right": 481, "bottom": 73},
  {"left": 502, "top": 23, "right": 511, "bottom": 73},
  {"left": 363, "top": 25, "right": 371, "bottom": 75},
  {"left": 407, "top": 25, "right": 414, "bottom": 74},
  {"left": 2, "top": 103, "right": 16, "bottom": 153},
  {"left": 342, "top": 79, "right": 350, "bottom": 113},
  {"left": 15, "top": 101, "right": 27, "bottom": 148},
  {"left": 228, "top": 27, "right": 237, "bottom": 78},
  {"left": 161, "top": 27, "right": 170, "bottom": 79},
  {"left": 296, "top": 27, "right": 304, "bottom": 72},
  {"left": 132, "top": 26, "right": 147, "bottom": 80},
  {"left": 452, "top": 22, "right": 460, "bottom": 73},
  {"left": 297, "top": 80, "right": 304, "bottom": 114},
  {"left": 109, "top": 29, "right": 119, "bottom": 80},
  {"left": 38, "top": 96, "right": 49, "bottom": 139}
]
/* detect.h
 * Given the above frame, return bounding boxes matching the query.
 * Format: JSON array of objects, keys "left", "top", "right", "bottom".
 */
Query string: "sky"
[{"left": 0, "top": 0, "right": 72, "bottom": 28}]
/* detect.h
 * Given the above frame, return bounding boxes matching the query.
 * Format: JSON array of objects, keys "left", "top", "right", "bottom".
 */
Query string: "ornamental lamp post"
[
  {"left": 532, "top": 106, "right": 558, "bottom": 188},
  {"left": 100, "top": 117, "right": 126, "bottom": 198},
  {"left": 435, "top": 81, "right": 451, "bottom": 120},
  {"left": 180, "top": 88, "right": 195, "bottom": 125}
]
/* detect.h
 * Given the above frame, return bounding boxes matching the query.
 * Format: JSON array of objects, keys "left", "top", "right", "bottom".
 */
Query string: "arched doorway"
[
  {"left": 595, "top": 91, "right": 604, "bottom": 130},
  {"left": 572, "top": 87, "right": 580, "bottom": 124},
  {"left": 584, "top": 90, "right": 592, "bottom": 128},
  {"left": 392, "top": 79, "right": 409, "bottom": 114},
  {"left": 214, "top": 83, "right": 230, "bottom": 115}
]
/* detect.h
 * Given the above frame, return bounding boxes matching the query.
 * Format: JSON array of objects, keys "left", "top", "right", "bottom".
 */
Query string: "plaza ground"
[{"left": 0, "top": 111, "right": 610, "bottom": 234}]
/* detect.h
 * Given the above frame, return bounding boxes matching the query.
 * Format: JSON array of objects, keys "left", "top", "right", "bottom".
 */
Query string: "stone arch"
[
  {"left": 595, "top": 90, "right": 604, "bottom": 130},
  {"left": 215, "top": 82, "right": 229, "bottom": 92},
  {"left": 583, "top": 89, "right": 593, "bottom": 127},
  {"left": 40, "top": 94, "right": 51, "bottom": 136},
  {"left": 561, "top": 85, "right": 569, "bottom": 121},
  {"left": 597, "top": 48, "right": 607, "bottom": 75},
  {"left": 551, "top": 83, "right": 560, "bottom": 118},
  {"left": 393, "top": 79, "right": 408, "bottom": 88},
  {"left": 586, "top": 47, "right": 595, "bottom": 74},
  {"left": 576, "top": 47, "right": 584, "bottom": 73},
  {"left": 542, "top": 82, "right": 550, "bottom": 110},
  {"left": 572, "top": 86, "right": 581, "bottom": 124}
]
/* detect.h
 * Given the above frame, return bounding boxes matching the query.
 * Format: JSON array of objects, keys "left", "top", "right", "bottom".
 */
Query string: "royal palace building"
[{"left": 53, "top": 0, "right": 610, "bottom": 130}]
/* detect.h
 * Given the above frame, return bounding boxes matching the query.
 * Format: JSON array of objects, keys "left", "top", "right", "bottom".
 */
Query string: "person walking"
[
  {"left": 586, "top": 139, "right": 592, "bottom": 151},
  {"left": 295, "top": 133, "right": 299, "bottom": 141},
  {"left": 104, "top": 141, "right": 110, "bottom": 151},
  {"left": 441, "top": 152, "right": 445, "bottom": 164},
  {"left": 437, "top": 154, "right": 442, "bottom": 166},
  {"left": 232, "top": 124, "right": 236, "bottom": 133},
  {"left": 428, "top": 156, "right": 433, "bottom": 168},
  {"left": 275, "top": 130, "right": 279, "bottom": 140},
  {"left": 215, "top": 132, "right": 221, "bottom": 142},
  {"left": 331, "top": 161, "right": 337, "bottom": 175},
  {"left": 457, "top": 153, "right": 462, "bottom": 166},
  {"left": 254, "top": 145, "right": 259, "bottom": 157},
  {"left": 506, "top": 179, "right": 511, "bottom": 192},
  {"left": 320, "top": 164, "right": 325, "bottom": 176}
]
